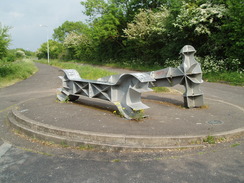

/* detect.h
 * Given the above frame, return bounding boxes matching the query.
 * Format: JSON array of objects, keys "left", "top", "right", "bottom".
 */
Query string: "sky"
[{"left": 0, "top": 0, "right": 87, "bottom": 51}]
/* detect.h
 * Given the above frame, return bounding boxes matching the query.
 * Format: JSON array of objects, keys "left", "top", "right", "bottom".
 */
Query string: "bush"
[
  {"left": 0, "top": 59, "right": 38, "bottom": 88},
  {"left": 16, "top": 50, "right": 26, "bottom": 58},
  {"left": 164, "top": 56, "right": 243, "bottom": 74}
]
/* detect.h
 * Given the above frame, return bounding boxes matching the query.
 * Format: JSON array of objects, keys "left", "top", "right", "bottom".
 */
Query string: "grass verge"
[
  {"left": 36, "top": 59, "right": 117, "bottom": 80},
  {"left": 101, "top": 62, "right": 244, "bottom": 86},
  {"left": 204, "top": 72, "right": 244, "bottom": 86},
  {"left": 65, "top": 59, "right": 244, "bottom": 86},
  {"left": 0, "top": 59, "right": 38, "bottom": 88},
  {"left": 37, "top": 59, "right": 171, "bottom": 93}
]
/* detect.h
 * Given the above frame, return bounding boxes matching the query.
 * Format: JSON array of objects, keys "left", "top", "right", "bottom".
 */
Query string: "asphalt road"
[{"left": 0, "top": 63, "right": 243, "bottom": 183}]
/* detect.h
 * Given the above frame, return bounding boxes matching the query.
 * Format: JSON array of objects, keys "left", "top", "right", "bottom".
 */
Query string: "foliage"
[
  {"left": 63, "top": 32, "right": 95, "bottom": 60},
  {"left": 0, "top": 59, "right": 38, "bottom": 88},
  {"left": 53, "top": 21, "right": 89, "bottom": 42},
  {"left": 164, "top": 56, "right": 243, "bottom": 74},
  {"left": 124, "top": 7, "right": 170, "bottom": 40},
  {"left": 36, "top": 40, "right": 64, "bottom": 59},
  {"left": 220, "top": 0, "right": 244, "bottom": 62},
  {"left": 80, "top": 0, "right": 108, "bottom": 20},
  {"left": 16, "top": 50, "right": 26, "bottom": 58},
  {"left": 203, "top": 135, "right": 215, "bottom": 144},
  {"left": 123, "top": 7, "right": 171, "bottom": 63},
  {"left": 173, "top": 2, "right": 226, "bottom": 35},
  {"left": 0, "top": 23, "right": 11, "bottom": 59},
  {"left": 39, "top": 0, "right": 243, "bottom": 77},
  {"left": 2, "top": 49, "right": 16, "bottom": 62}
]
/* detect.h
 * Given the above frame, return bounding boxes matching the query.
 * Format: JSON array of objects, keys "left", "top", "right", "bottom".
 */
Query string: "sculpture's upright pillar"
[
  {"left": 179, "top": 45, "right": 204, "bottom": 108},
  {"left": 149, "top": 45, "right": 204, "bottom": 108}
]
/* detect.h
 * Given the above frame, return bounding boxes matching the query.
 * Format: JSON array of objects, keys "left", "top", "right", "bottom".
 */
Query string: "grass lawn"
[
  {"left": 36, "top": 59, "right": 116, "bottom": 80},
  {"left": 37, "top": 59, "right": 244, "bottom": 87}
]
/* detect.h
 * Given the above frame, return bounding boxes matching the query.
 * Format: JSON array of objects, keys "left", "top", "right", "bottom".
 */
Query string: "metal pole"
[
  {"left": 46, "top": 28, "right": 50, "bottom": 64},
  {"left": 40, "top": 25, "right": 50, "bottom": 64}
]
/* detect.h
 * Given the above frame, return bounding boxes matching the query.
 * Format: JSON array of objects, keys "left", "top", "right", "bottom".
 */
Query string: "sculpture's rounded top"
[{"left": 180, "top": 45, "right": 196, "bottom": 54}]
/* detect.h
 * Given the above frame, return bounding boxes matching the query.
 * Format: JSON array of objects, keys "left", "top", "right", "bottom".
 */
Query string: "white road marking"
[{"left": 0, "top": 142, "right": 12, "bottom": 158}]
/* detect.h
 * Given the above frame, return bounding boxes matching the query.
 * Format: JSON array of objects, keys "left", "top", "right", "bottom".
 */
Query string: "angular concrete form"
[{"left": 57, "top": 45, "right": 204, "bottom": 119}]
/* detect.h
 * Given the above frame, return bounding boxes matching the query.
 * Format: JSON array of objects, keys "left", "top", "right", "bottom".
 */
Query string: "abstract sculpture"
[{"left": 57, "top": 45, "right": 204, "bottom": 119}]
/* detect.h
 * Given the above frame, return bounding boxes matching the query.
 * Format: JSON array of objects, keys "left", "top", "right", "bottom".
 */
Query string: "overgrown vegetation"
[
  {"left": 35, "top": 0, "right": 243, "bottom": 86},
  {"left": 0, "top": 23, "right": 11, "bottom": 60},
  {"left": 0, "top": 59, "right": 38, "bottom": 88},
  {"left": 203, "top": 136, "right": 216, "bottom": 144},
  {"left": 37, "top": 1, "right": 243, "bottom": 64},
  {"left": 37, "top": 59, "right": 116, "bottom": 80},
  {"left": 0, "top": 23, "right": 38, "bottom": 88}
]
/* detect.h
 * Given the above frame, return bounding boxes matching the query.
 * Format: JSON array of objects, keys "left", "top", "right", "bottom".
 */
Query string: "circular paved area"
[
  {"left": 8, "top": 90, "right": 244, "bottom": 149},
  {"left": 2, "top": 62, "right": 244, "bottom": 150}
]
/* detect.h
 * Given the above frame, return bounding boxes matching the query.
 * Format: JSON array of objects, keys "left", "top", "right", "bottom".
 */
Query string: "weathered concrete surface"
[
  {"left": 2, "top": 63, "right": 243, "bottom": 149},
  {"left": 0, "top": 62, "right": 243, "bottom": 183}
]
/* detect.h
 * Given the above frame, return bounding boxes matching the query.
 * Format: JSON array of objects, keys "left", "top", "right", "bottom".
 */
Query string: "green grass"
[
  {"left": 37, "top": 59, "right": 244, "bottom": 86},
  {"left": 203, "top": 136, "right": 216, "bottom": 144},
  {"left": 152, "top": 87, "right": 171, "bottom": 93},
  {"left": 231, "top": 143, "right": 240, "bottom": 148},
  {"left": 0, "top": 59, "right": 38, "bottom": 88},
  {"left": 105, "top": 61, "right": 162, "bottom": 72},
  {"left": 37, "top": 59, "right": 171, "bottom": 93},
  {"left": 36, "top": 59, "right": 117, "bottom": 80},
  {"left": 204, "top": 72, "right": 244, "bottom": 86}
]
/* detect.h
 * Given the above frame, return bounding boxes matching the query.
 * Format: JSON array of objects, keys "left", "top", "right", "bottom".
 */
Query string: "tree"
[
  {"left": 63, "top": 32, "right": 95, "bottom": 60},
  {"left": 220, "top": 0, "right": 244, "bottom": 62},
  {"left": 79, "top": 0, "right": 184, "bottom": 62},
  {"left": 53, "top": 21, "right": 89, "bottom": 42},
  {"left": 53, "top": 0, "right": 243, "bottom": 66},
  {"left": 172, "top": 2, "right": 227, "bottom": 56},
  {"left": 0, "top": 23, "right": 11, "bottom": 60},
  {"left": 123, "top": 7, "right": 171, "bottom": 63},
  {"left": 124, "top": 7, "right": 170, "bottom": 41},
  {"left": 81, "top": 0, "right": 128, "bottom": 61},
  {"left": 173, "top": 2, "right": 226, "bottom": 36},
  {"left": 36, "top": 40, "right": 64, "bottom": 59},
  {"left": 16, "top": 50, "right": 26, "bottom": 58}
]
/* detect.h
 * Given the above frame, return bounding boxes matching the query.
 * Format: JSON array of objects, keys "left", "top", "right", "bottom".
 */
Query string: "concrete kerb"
[{"left": 7, "top": 105, "right": 244, "bottom": 151}]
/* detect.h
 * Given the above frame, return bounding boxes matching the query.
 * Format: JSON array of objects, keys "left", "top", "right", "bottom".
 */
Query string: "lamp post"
[{"left": 40, "top": 24, "right": 50, "bottom": 64}]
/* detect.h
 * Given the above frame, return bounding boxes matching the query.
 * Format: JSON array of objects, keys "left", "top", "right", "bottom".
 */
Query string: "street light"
[{"left": 40, "top": 24, "right": 50, "bottom": 64}]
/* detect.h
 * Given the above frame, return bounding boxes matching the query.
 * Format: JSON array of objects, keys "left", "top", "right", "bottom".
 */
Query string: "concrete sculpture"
[{"left": 57, "top": 45, "right": 204, "bottom": 119}]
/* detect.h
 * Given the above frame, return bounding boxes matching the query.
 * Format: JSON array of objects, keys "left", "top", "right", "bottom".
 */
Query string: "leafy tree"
[
  {"left": 36, "top": 40, "right": 64, "bottom": 59},
  {"left": 172, "top": 2, "right": 227, "bottom": 56},
  {"left": 16, "top": 50, "right": 26, "bottom": 58},
  {"left": 81, "top": 0, "right": 128, "bottom": 61},
  {"left": 173, "top": 2, "right": 226, "bottom": 36},
  {"left": 63, "top": 32, "right": 95, "bottom": 60},
  {"left": 52, "top": 0, "right": 243, "bottom": 68},
  {"left": 124, "top": 7, "right": 170, "bottom": 40},
  {"left": 123, "top": 7, "right": 171, "bottom": 63},
  {"left": 220, "top": 0, "right": 244, "bottom": 62},
  {"left": 53, "top": 21, "right": 89, "bottom": 42},
  {"left": 80, "top": 0, "right": 108, "bottom": 20},
  {"left": 0, "top": 23, "right": 11, "bottom": 60}
]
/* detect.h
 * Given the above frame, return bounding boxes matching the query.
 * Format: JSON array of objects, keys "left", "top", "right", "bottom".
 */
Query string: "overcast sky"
[{"left": 0, "top": 0, "right": 87, "bottom": 51}]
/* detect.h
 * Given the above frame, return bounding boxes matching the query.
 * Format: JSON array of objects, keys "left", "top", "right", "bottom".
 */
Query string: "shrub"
[
  {"left": 164, "top": 56, "right": 243, "bottom": 74},
  {"left": 16, "top": 50, "right": 26, "bottom": 58}
]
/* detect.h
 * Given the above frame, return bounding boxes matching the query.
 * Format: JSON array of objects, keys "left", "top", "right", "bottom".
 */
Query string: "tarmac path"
[{"left": 0, "top": 62, "right": 243, "bottom": 183}]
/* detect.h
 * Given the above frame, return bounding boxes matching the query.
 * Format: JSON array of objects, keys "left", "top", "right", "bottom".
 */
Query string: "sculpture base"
[{"left": 7, "top": 93, "right": 244, "bottom": 150}]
